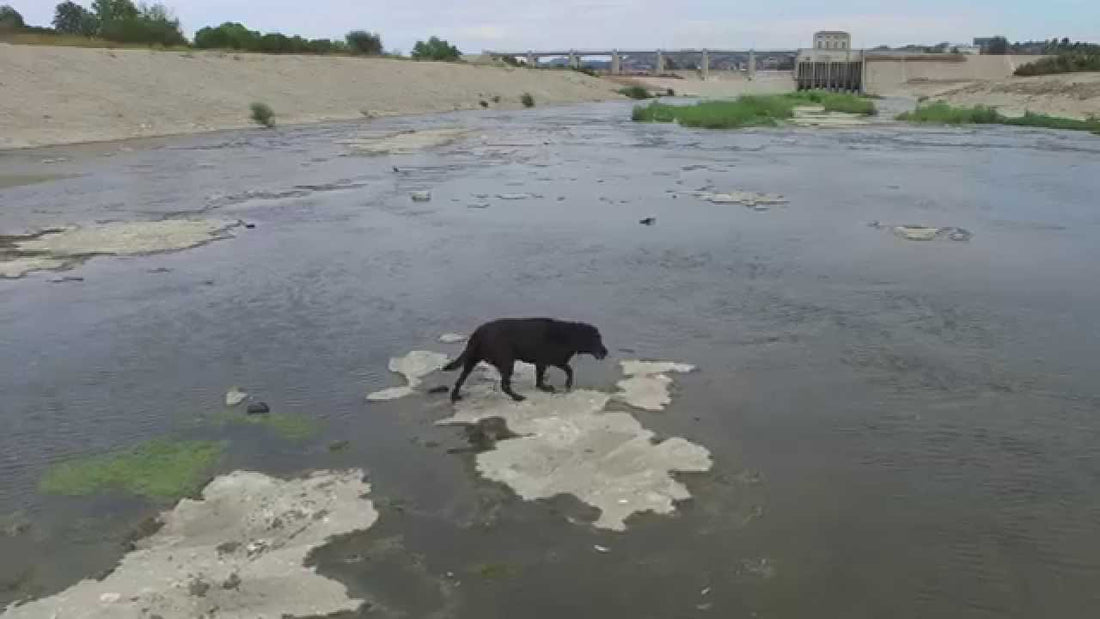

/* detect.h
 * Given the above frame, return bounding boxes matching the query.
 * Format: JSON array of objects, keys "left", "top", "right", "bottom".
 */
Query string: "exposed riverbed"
[{"left": 2, "top": 101, "right": 1099, "bottom": 617}]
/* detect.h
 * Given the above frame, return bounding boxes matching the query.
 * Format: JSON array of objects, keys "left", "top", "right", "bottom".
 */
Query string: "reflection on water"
[{"left": 1, "top": 102, "right": 1099, "bottom": 617}]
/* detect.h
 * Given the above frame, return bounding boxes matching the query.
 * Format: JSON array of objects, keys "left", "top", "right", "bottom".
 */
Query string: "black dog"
[{"left": 442, "top": 318, "right": 608, "bottom": 402}]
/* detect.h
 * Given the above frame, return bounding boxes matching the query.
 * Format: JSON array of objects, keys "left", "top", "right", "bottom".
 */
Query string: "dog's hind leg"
[
  {"left": 555, "top": 363, "right": 574, "bottom": 390},
  {"left": 450, "top": 358, "right": 477, "bottom": 402},
  {"left": 497, "top": 360, "right": 526, "bottom": 402},
  {"left": 535, "top": 364, "right": 555, "bottom": 393}
]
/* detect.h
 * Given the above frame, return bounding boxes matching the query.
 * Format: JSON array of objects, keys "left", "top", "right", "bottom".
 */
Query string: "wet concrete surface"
[{"left": 2, "top": 102, "right": 1100, "bottom": 617}]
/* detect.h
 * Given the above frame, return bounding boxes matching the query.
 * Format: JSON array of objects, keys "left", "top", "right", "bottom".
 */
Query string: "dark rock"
[
  {"left": 427, "top": 385, "right": 449, "bottom": 394},
  {"left": 222, "top": 573, "right": 242, "bottom": 590},
  {"left": 327, "top": 440, "right": 350, "bottom": 452},
  {"left": 639, "top": 217, "right": 656, "bottom": 226},
  {"left": 246, "top": 402, "right": 270, "bottom": 415}
]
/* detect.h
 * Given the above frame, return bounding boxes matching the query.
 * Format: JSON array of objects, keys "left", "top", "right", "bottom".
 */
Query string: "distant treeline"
[{"left": 0, "top": 2, "right": 462, "bottom": 60}]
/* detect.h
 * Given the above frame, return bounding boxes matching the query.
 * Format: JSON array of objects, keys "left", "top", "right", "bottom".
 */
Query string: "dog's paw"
[{"left": 510, "top": 394, "right": 527, "bottom": 402}]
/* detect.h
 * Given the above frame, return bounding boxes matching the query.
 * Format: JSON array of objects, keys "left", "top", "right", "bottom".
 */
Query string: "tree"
[
  {"left": 97, "top": 3, "right": 186, "bottom": 46},
  {"left": 345, "top": 30, "right": 382, "bottom": 55},
  {"left": 91, "top": 0, "right": 138, "bottom": 23},
  {"left": 53, "top": 1, "right": 99, "bottom": 36},
  {"left": 411, "top": 36, "right": 460, "bottom": 61},
  {"left": 987, "top": 36, "right": 1009, "bottom": 55},
  {"left": 0, "top": 4, "right": 24, "bottom": 30}
]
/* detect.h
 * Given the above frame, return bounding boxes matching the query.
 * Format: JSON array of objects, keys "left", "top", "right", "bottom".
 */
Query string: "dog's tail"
[{"left": 442, "top": 346, "right": 469, "bottom": 371}]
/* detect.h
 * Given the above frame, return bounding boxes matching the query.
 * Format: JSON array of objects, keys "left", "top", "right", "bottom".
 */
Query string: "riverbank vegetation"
[
  {"left": 897, "top": 102, "right": 1100, "bottom": 134},
  {"left": 632, "top": 91, "right": 876, "bottom": 129}
]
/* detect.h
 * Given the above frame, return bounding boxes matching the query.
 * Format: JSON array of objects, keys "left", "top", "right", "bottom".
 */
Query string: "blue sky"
[{"left": 11, "top": 0, "right": 1098, "bottom": 53}]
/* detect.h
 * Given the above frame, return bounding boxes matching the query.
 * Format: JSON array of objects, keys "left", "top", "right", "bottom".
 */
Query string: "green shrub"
[
  {"left": 520, "top": 92, "right": 535, "bottom": 108},
  {"left": 618, "top": 85, "right": 651, "bottom": 100},
  {"left": 1015, "top": 52, "right": 1100, "bottom": 76},
  {"left": 250, "top": 102, "right": 275, "bottom": 127},
  {"left": 411, "top": 36, "right": 460, "bottom": 61},
  {"left": 573, "top": 66, "right": 598, "bottom": 77},
  {"left": 345, "top": 29, "right": 382, "bottom": 55}
]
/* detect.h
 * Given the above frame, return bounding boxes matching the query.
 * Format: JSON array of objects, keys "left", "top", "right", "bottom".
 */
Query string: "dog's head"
[{"left": 571, "top": 323, "right": 608, "bottom": 360}]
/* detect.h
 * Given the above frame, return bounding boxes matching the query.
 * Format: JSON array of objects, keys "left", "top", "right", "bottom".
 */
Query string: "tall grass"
[
  {"left": 896, "top": 102, "right": 1002, "bottom": 124},
  {"left": 785, "top": 90, "right": 877, "bottom": 115},
  {"left": 632, "top": 91, "right": 876, "bottom": 129},
  {"left": 897, "top": 102, "right": 1100, "bottom": 133}
]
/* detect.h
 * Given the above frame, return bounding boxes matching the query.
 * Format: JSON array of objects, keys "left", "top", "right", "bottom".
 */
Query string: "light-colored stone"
[
  {"left": 439, "top": 333, "right": 468, "bottom": 344},
  {"left": 225, "top": 387, "right": 248, "bottom": 407},
  {"left": 893, "top": 226, "right": 939, "bottom": 241},
  {"left": 410, "top": 191, "right": 432, "bottom": 202},
  {"left": 2, "top": 470, "right": 377, "bottom": 619},
  {"left": 366, "top": 350, "right": 449, "bottom": 401},
  {"left": 697, "top": 191, "right": 788, "bottom": 207},
  {"left": 614, "top": 361, "right": 696, "bottom": 411}
]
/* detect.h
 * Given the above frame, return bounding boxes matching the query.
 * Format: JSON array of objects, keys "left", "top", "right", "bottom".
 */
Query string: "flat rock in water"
[
  {"left": 246, "top": 402, "right": 270, "bottom": 415},
  {"left": 439, "top": 332, "right": 468, "bottom": 344},
  {"left": 435, "top": 358, "right": 710, "bottom": 531},
  {"left": 615, "top": 360, "right": 697, "bottom": 411},
  {"left": 698, "top": 191, "right": 787, "bottom": 207},
  {"left": 410, "top": 191, "right": 432, "bottom": 202},
  {"left": 225, "top": 387, "right": 248, "bottom": 407},
  {"left": 366, "top": 350, "right": 449, "bottom": 401},
  {"left": 893, "top": 226, "right": 939, "bottom": 241}
]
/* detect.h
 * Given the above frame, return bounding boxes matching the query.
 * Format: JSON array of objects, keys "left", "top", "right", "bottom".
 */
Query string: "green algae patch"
[
  {"left": 211, "top": 411, "right": 321, "bottom": 441},
  {"left": 40, "top": 440, "right": 225, "bottom": 500}
]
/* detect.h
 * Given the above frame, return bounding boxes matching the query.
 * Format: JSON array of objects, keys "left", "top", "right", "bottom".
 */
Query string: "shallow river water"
[{"left": 1, "top": 101, "right": 1099, "bottom": 617}]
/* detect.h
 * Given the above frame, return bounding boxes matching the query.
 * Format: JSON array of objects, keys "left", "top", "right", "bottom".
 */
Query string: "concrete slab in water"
[
  {"left": 438, "top": 360, "right": 711, "bottom": 531},
  {"left": 0, "top": 220, "right": 236, "bottom": 278},
  {"left": 614, "top": 360, "right": 697, "bottom": 411},
  {"left": 342, "top": 128, "right": 469, "bottom": 155},
  {"left": 366, "top": 350, "right": 450, "bottom": 401},
  {"left": 2, "top": 470, "right": 377, "bottom": 618}
]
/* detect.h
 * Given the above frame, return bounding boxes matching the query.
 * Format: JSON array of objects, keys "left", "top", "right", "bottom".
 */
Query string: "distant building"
[
  {"left": 814, "top": 31, "right": 851, "bottom": 50},
  {"left": 953, "top": 44, "right": 980, "bottom": 55}
]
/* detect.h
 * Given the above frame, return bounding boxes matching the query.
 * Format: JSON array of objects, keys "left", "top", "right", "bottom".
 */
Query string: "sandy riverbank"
[
  {"left": 905, "top": 72, "right": 1100, "bottom": 120},
  {"left": 0, "top": 44, "right": 621, "bottom": 149}
]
